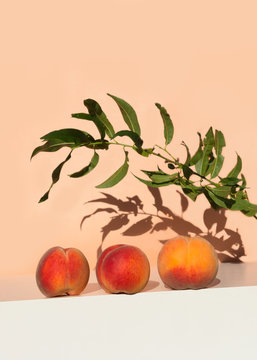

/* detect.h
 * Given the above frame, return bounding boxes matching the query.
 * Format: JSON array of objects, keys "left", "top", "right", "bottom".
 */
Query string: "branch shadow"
[{"left": 81, "top": 187, "right": 245, "bottom": 263}]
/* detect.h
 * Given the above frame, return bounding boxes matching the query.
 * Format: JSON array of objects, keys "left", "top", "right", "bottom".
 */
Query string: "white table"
[{"left": 1, "top": 263, "right": 257, "bottom": 359}]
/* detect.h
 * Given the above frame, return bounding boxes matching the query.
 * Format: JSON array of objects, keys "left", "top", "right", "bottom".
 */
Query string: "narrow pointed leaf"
[
  {"left": 71, "top": 113, "right": 93, "bottom": 120},
  {"left": 96, "top": 152, "right": 129, "bottom": 188},
  {"left": 210, "top": 154, "right": 224, "bottom": 179},
  {"left": 205, "top": 155, "right": 215, "bottom": 176},
  {"left": 214, "top": 130, "right": 226, "bottom": 155},
  {"left": 84, "top": 99, "right": 115, "bottom": 138},
  {"left": 155, "top": 103, "right": 174, "bottom": 146},
  {"left": 196, "top": 127, "right": 215, "bottom": 175},
  {"left": 230, "top": 199, "right": 257, "bottom": 215},
  {"left": 182, "top": 165, "right": 194, "bottom": 180},
  {"left": 208, "top": 186, "right": 232, "bottom": 197},
  {"left": 141, "top": 170, "right": 178, "bottom": 183},
  {"left": 205, "top": 188, "right": 232, "bottom": 209},
  {"left": 220, "top": 177, "right": 242, "bottom": 186},
  {"left": 241, "top": 173, "right": 247, "bottom": 189},
  {"left": 113, "top": 130, "right": 143, "bottom": 148},
  {"left": 236, "top": 174, "right": 248, "bottom": 200},
  {"left": 181, "top": 187, "right": 199, "bottom": 201},
  {"left": 39, "top": 151, "right": 72, "bottom": 203},
  {"left": 227, "top": 154, "right": 242, "bottom": 178},
  {"left": 31, "top": 140, "right": 67, "bottom": 159},
  {"left": 204, "top": 190, "right": 222, "bottom": 210},
  {"left": 240, "top": 201, "right": 257, "bottom": 217},
  {"left": 107, "top": 93, "right": 141, "bottom": 136},
  {"left": 190, "top": 132, "right": 203, "bottom": 165},
  {"left": 40, "top": 128, "right": 95, "bottom": 146},
  {"left": 72, "top": 112, "right": 105, "bottom": 139},
  {"left": 133, "top": 175, "right": 176, "bottom": 188},
  {"left": 69, "top": 151, "right": 99, "bottom": 178},
  {"left": 181, "top": 141, "right": 191, "bottom": 165}
]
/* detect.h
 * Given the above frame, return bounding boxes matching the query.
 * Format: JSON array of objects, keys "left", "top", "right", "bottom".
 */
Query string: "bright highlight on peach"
[
  {"left": 36, "top": 246, "right": 90, "bottom": 297},
  {"left": 96, "top": 244, "right": 150, "bottom": 294},
  {"left": 157, "top": 236, "right": 219, "bottom": 290}
]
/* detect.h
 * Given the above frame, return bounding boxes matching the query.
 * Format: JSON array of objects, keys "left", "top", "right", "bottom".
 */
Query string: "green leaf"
[
  {"left": 205, "top": 130, "right": 225, "bottom": 178},
  {"left": 196, "top": 127, "right": 215, "bottom": 176},
  {"left": 84, "top": 99, "right": 115, "bottom": 139},
  {"left": 227, "top": 154, "right": 242, "bottom": 178},
  {"left": 113, "top": 130, "right": 143, "bottom": 148},
  {"left": 72, "top": 112, "right": 105, "bottom": 139},
  {"left": 96, "top": 151, "right": 129, "bottom": 188},
  {"left": 40, "top": 128, "right": 95, "bottom": 146},
  {"left": 181, "top": 187, "right": 199, "bottom": 201},
  {"left": 205, "top": 188, "right": 232, "bottom": 209},
  {"left": 107, "top": 93, "right": 141, "bottom": 136},
  {"left": 235, "top": 173, "right": 248, "bottom": 200},
  {"left": 31, "top": 140, "right": 68, "bottom": 159},
  {"left": 69, "top": 151, "right": 99, "bottom": 178},
  {"left": 190, "top": 132, "right": 203, "bottom": 165},
  {"left": 210, "top": 154, "right": 224, "bottom": 179},
  {"left": 133, "top": 175, "right": 176, "bottom": 188},
  {"left": 181, "top": 141, "right": 191, "bottom": 165},
  {"left": 71, "top": 113, "right": 93, "bottom": 120},
  {"left": 205, "top": 154, "right": 215, "bottom": 176},
  {"left": 141, "top": 170, "right": 178, "bottom": 183},
  {"left": 241, "top": 173, "right": 247, "bottom": 189},
  {"left": 231, "top": 199, "right": 257, "bottom": 215},
  {"left": 240, "top": 201, "right": 257, "bottom": 217},
  {"left": 155, "top": 103, "right": 174, "bottom": 146},
  {"left": 208, "top": 186, "right": 232, "bottom": 198},
  {"left": 39, "top": 151, "right": 72, "bottom": 203},
  {"left": 220, "top": 177, "right": 242, "bottom": 186},
  {"left": 204, "top": 189, "right": 222, "bottom": 210},
  {"left": 214, "top": 130, "right": 226, "bottom": 155},
  {"left": 182, "top": 164, "right": 194, "bottom": 180}
]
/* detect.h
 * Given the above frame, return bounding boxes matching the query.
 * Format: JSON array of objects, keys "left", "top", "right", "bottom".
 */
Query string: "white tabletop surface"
[{"left": 0, "top": 263, "right": 257, "bottom": 360}]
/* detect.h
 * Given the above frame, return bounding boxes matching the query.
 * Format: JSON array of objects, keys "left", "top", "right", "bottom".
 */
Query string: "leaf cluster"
[{"left": 31, "top": 94, "right": 257, "bottom": 218}]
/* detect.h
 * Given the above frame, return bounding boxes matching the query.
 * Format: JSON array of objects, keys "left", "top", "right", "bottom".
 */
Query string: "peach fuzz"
[
  {"left": 157, "top": 236, "right": 219, "bottom": 290},
  {"left": 96, "top": 244, "right": 150, "bottom": 294},
  {"left": 36, "top": 246, "right": 90, "bottom": 297}
]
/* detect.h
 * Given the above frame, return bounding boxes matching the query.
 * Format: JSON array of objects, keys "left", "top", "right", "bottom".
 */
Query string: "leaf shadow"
[{"left": 81, "top": 188, "right": 245, "bottom": 263}]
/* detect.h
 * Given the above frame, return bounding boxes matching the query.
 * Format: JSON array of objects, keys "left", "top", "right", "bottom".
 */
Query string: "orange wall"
[{"left": 1, "top": 0, "right": 257, "bottom": 276}]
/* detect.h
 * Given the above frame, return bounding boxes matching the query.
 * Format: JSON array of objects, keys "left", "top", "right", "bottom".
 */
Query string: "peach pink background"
[{"left": 0, "top": 0, "right": 257, "bottom": 277}]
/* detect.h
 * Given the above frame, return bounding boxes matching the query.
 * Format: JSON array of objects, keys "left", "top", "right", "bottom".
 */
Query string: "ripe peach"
[
  {"left": 36, "top": 246, "right": 90, "bottom": 297},
  {"left": 96, "top": 244, "right": 150, "bottom": 294},
  {"left": 158, "top": 236, "right": 218, "bottom": 290}
]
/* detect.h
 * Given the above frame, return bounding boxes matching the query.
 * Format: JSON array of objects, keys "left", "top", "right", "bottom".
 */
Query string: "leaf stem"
[{"left": 155, "top": 144, "right": 177, "bottom": 162}]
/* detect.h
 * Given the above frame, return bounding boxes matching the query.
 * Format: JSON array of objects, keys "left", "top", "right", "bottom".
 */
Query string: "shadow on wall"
[{"left": 81, "top": 186, "right": 245, "bottom": 263}]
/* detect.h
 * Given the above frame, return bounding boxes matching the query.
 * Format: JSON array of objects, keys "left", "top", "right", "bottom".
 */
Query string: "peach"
[
  {"left": 36, "top": 246, "right": 90, "bottom": 297},
  {"left": 96, "top": 244, "right": 150, "bottom": 294},
  {"left": 157, "top": 236, "right": 218, "bottom": 290}
]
